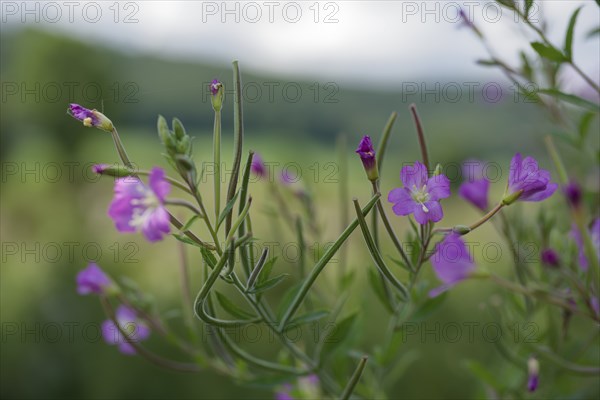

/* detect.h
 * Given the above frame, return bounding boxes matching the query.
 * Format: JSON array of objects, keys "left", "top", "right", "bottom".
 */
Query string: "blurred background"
[{"left": 1, "top": 1, "right": 599, "bottom": 399}]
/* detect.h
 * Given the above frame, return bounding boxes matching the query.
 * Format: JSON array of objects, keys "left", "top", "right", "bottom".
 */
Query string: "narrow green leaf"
[
  {"left": 181, "top": 215, "right": 200, "bottom": 232},
  {"left": 524, "top": 0, "right": 534, "bottom": 19},
  {"left": 246, "top": 247, "right": 269, "bottom": 289},
  {"left": 173, "top": 234, "right": 203, "bottom": 248},
  {"left": 531, "top": 42, "right": 567, "bottom": 63},
  {"left": 217, "top": 190, "right": 240, "bottom": 230},
  {"left": 215, "top": 291, "right": 256, "bottom": 319},
  {"left": 538, "top": 88, "right": 600, "bottom": 111},
  {"left": 285, "top": 310, "right": 329, "bottom": 331},
  {"left": 247, "top": 274, "right": 289, "bottom": 294},
  {"left": 257, "top": 256, "right": 278, "bottom": 286},
  {"left": 322, "top": 313, "right": 358, "bottom": 358},
  {"left": 564, "top": 6, "right": 582, "bottom": 60},
  {"left": 476, "top": 59, "right": 501, "bottom": 67},
  {"left": 200, "top": 247, "right": 218, "bottom": 269}
]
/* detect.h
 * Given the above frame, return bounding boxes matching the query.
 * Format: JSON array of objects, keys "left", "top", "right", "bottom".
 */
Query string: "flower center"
[
  {"left": 129, "top": 189, "right": 160, "bottom": 228},
  {"left": 411, "top": 184, "right": 430, "bottom": 213}
]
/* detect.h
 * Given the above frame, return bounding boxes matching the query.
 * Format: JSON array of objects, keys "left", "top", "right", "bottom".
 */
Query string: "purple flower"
[
  {"left": 563, "top": 181, "right": 582, "bottom": 209},
  {"left": 458, "top": 160, "right": 490, "bottom": 211},
  {"left": 76, "top": 263, "right": 113, "bottom": 295},
  {"left": 429, "top": 234, "right": 476, "bottom": 297},
  {"left": 68, "top": 103, "right": 113, "bottom": 132},
  {"left": 388, "top": 161, "right": 450, "bottom": 225},
  {"left": 571, "top": 218, "right": 600, "bottom": 271},
  {"left": 108, "top": 167, "right": 171, "bottom": 242},
  {"left": 209, "top": 79, "right": 224, "bottom": 111},
  {"left": 527, "top": 356, "right": 539, "bottom": 392},
  {"left": 251, "top": 153, "right": 267, "bottom": 178},
  {"left": 355, "top": 135, "right": 378, "bottom": 181},
  {"left": 101, "top": 305, "right": 150, "bottom": 355},
  {"left": 209, "top": 79, "right": 222, "bottom": 96},
  {"left": 540, "top": 248, "right": 560, "bottom": 268},
  {"left": 503, "top": 153, "right": 557, "bottom": 205}
]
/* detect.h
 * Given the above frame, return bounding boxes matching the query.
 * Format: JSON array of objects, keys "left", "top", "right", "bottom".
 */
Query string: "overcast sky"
[{"left": 2, "top": 1, "right": 599, "bottom": 89}]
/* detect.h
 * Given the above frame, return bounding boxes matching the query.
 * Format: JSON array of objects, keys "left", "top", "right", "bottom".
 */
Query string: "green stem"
[
  {"left": 340, "top": 356, "right": 369, "bottom": 400},
  {"left": 353, "top": 198, "right": 408, "bottom": 300},
  {"left": 278, "top": 194, "right": 380, "bottom": 330},
  {"left": 213, "top": 109, "right": 222, "bottom": 220},
  {"left": 372, "top": 181, "right": 413, "bottom": 271},
  {"left": 468, "top": 202, "right": 504, "bottom": 232},
  {"left": 165, "top": 199, "right": 203, "bottom": 216},
  {"left": 225, "top": 60, "right": 245, "bottom": 237}
]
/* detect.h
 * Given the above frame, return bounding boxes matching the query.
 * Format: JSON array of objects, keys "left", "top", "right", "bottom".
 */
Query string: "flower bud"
[
  {"left": 157, "top": 115, "right": 172, "bottom": 144},
  {"left": 68, "top": 104, "right": 113, "bottom": 132},
  {"left": 452, "top": 225, "right": 471, "bottom": 235},
  {"left": 92, "top": 164, "right": 135, "bottom": 178},
  {"left": 355, "top": 135, "right": 379, "bottom": 182},
  {"left": 540, "top": 248, "right": 560, "bottom": 268},
  {"left": 527, "top": 356, "right": 539, "bottom": 392},
  {"left": 563, "top": 181, "right": 582, "bottom": 209},
  {"left": 210, "top": 79, "right": 224, "bottom": 112}
]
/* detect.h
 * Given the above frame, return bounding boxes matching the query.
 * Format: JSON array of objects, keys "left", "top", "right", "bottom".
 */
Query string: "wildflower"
[
  {"left": 76, "top": 263, "right": 115, "bottom": 295},
  {"left": 388, "top": 161, "right": 450, "bottom": 224},
  {"left": 563, "top": 181, "right": 582, "bottom": 209},
  {"left": 67, "top": 103, "right": 113, "bottom": 132},
  {"left": 251, "top": 153, "right": 267, "bottom": 178},
  {"left": 355, "top": 135, "right": 379, "bottom": 182},
  {"left": 458, "top": 160, "right": 490, "bottom": 211},
  {"left": 108, "top": 167, "right": 171, "bottom": 242},
  {"left": 540, "top": 248, "right": 560, "bottom": 268},
  {"left": 101, "top": 305, "right": 150, "bottom": 355},
  {"left": 429, "top": 234, "right": 476, "bottom": 297},
  {"left": 527, "top": 356, "right": 539, "bottom": 392},
  {"left": 570, "top": 218, "right": 600, "bottom": 271},
  {"left": 209, "top": 79, "right": 224, "bottom": 111},
  {"left": 502, "top": 153, "right": 557, "bottom": 205}
]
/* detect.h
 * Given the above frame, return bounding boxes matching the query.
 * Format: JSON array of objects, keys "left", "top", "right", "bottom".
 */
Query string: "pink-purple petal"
[
  {"left": 401, "top": 161, "right": 428, "bottom": 188},
  {"left": 149, "top": 167, "right": 171, "bottom": 201},
  {"left": 426, "top": 175, "right": 451, "bottom": 201}
]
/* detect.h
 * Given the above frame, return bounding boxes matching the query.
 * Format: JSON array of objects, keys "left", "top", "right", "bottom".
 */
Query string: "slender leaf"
[
  {"left": 538, "top": 88, "right": 600, "bottom": 111},
  {"left": 564, "top": 6, "right": 582, "bottom": 60},
  {"left": 531, "top": 42, "right": 567, "bottom": 63},
  {"left": 524, "top": 0, "right": 534, "bottom": 19},
  {"left": 247, "top": 274, "right": 289, "bottom": 294},
  {"left": 215, "top": 291, "right": 256, "bottom": 319},
  {"left": 285, "top": 310, "right": 329, "bottom": 331},
  {"left": 181, "top": 214, "right": 201, "bottom": 232},
  {"left": 217, "top": 190, "right": 240, "bottom": 230},
  {"left": 321, "top": 313, "right": 358, "bottom": 358},
  {"left": 200, "top": 247, "right": 218, "bottom": 269}
]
